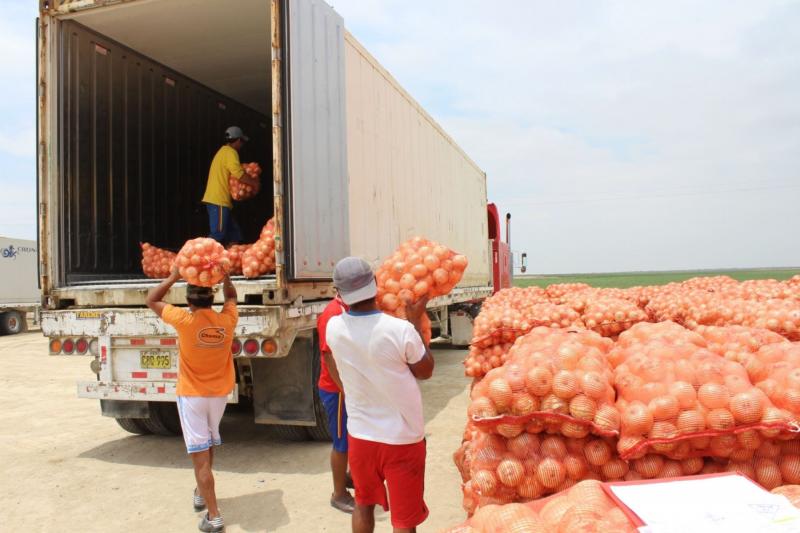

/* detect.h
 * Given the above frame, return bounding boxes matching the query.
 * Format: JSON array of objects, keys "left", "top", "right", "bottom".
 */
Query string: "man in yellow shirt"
[
  {"left": 146, "top": 267, "right": 238, "bottom": 533},
  {"left": 202, "top": 126, "right": 260, "bottom": 244}
]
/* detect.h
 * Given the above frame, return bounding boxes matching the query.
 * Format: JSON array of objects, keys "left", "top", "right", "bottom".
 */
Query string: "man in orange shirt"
[{"left": 147, "top": 267, "right": 238, "bottom": 533}]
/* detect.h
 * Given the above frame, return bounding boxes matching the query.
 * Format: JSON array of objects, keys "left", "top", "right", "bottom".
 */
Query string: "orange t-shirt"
[{"left": 161, "top": 301, "right": 238, "bottom": 397}]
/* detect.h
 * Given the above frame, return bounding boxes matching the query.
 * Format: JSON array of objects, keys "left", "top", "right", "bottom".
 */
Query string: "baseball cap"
[
  {"left": 333, "top": 257, "right": 377, "bottom": 305},
  {"left": 224, "top": 126, "right": 249, "bottom": 142}
]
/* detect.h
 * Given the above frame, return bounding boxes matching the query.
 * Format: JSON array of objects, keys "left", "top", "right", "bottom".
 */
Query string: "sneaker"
[
  {"left": 198, "top": 513, "right": 224, "bottom": 532},
  {"left": 193, "top": 488, "right": 206, "bottom": 512},
  {"left": 330, "top": 491, "right": 356, "bottom": 514}
]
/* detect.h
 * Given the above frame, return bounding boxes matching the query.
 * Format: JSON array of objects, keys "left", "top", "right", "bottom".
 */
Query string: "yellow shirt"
[
  {"left": 202, "top": 145, "right": 244, "bottom": 209},
  {"left": 161, "top": 302, "right": 238, "bottom": 397}
]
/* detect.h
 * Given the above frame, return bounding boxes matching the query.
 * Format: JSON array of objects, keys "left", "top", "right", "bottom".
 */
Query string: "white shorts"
[{"left": 176, "top": 396, "right": 228, "bottom": 454}]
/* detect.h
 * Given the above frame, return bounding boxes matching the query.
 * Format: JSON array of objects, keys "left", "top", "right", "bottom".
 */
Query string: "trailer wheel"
[
  {"left": 140, "top": 407, "right": 178, "bottom": 437},
  {"left": 115, "top": 417, "right": 151, "bottom": 435},
  {"left": 269, "top": 424, "right": 311, "bottom": 441},
  {"left": 153, "top": 402, "right": 183, "bottom": 436},
  {"left": 306, "top": 336, "right": 332, "bottom": 442},
  {"left": 0, "top": 311, "right": 25, "bottom": 335}
]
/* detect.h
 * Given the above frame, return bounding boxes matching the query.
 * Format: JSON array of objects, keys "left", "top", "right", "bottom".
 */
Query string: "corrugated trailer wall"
[
  {"left": 57, "top": 21, "right": 271, "bottom": 283},
  {"left": 344, "top": 34, "right": 491, "bottom": 287}
]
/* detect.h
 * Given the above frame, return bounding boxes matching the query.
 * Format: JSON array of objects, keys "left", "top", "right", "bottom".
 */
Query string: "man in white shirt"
[{"left": 325, "top": 257, "right": 434, "bottom": 533}]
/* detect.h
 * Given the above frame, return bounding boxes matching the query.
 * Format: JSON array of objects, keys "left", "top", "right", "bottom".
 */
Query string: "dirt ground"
[{"left": 1, "top": 332, "right": 470, "bottom": 532}]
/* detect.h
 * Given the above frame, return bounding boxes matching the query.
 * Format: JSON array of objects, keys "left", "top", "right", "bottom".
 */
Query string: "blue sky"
[{"left": 2, "top": 1, "right": 799, "bottom": 273}]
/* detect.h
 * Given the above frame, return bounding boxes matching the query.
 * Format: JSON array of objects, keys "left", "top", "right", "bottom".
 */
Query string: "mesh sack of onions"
[
  {"left": 681, "top": 275, "right": 739, "bottom": 291},
  {"left": 581, "top": 298, "right": 649, "bottom": 338},
  {"left": 225, "top": 243, "right": 253, "bottom": 276},
  {"left": 545, "top": 283, "right": 592, "bottom": 304},
  {"left": 751, "top": 342, "right": 800, "bottom": 420},
  {"left": 695, "top": 325, "right": 788, "bottom": 368},
  {"left": 464, "top": 343, "right": 515, "bottom": 379},
  {"left": 242, "top": 218, "right": 277, "bottom": 278},
  {"left": 141, "top": 242, "right": 176, "bottom": 279},
  {"left": 448, "top": 479, "right": 638, "bottom": 533},
  {"left": 683, "top": 297, "right": 800, "bottom": 341},
  {"left": 375, "top": 237, "right": 468, "bottom": 346},
  {"left": 468, "top": 327, "right": 620, "bottom": 439},
  {"left": 175, "top": 238, "right": 231, "bottom": 287},
  {"left": 460, "top": 431, "right": 623, "bottom": 513},
  {"left": 470, "top": 303, "right": 583, "bottom": 350},
  {"left": 613, "top": 332, "right": 796, "bottom": 461},
  {"left": 229, "top": 162, "right": 261, "bottom": 201}
]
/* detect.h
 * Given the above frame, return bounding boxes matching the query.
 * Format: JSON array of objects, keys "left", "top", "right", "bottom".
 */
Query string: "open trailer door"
[{"left": 283, "top": 0, "right": 350, "bottom": 280}]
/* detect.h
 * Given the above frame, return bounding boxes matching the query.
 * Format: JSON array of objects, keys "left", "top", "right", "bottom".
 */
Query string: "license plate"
[{"left": 140, "top": 350, "right": 174, "bottom": 369}]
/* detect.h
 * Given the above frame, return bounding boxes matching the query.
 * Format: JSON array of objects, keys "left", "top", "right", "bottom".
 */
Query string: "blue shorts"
[
  {"left": 318, "top": 388, "right": 348, "bottom": 453},
  {"left": 206, "top": 204, "right": 242, "bottom": 244}
]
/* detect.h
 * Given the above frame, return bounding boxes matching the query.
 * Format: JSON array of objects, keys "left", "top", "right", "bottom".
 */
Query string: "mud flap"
[
  {"left": 100, "top": 399, "right": 150, "bottom": 419},
  {"left": 251, "top": 331, "right": 316, "bottom": 426}
]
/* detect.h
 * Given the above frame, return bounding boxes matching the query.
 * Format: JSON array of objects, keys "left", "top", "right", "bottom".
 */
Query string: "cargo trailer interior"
[{"left": 53, "top": 0, "right": 273, "bottom": 284}]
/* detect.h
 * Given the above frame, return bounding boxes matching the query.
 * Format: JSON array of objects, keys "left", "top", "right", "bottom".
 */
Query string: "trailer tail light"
[
  {"left": 261, "top": 339, "right": 278, "bottom": 356},
  {"left": 231, "top": 339, "right": 242, "bottom": 355},
  {"left": 89, "top": 339, "right": 99, "bottom": 356},
  {"left": 243, "top": 339, "right": 259, "bottom": 356},
  {"left": 49, "top": 339, "right": 62, "bottom": 354},
  {"left": 62, "top": 339, "right": 75, "bottom": 354},
  {"left": 76, "top": 338, "right": 90, "bottom": 354}
]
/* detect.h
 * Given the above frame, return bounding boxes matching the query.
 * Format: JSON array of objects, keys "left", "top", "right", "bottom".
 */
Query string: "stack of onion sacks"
[
  {"left": 468, "top": 327, "right": 620, "bottom": 439},
  {"left": 225, "top": 244, "right": 253, "bottom": 276},
  {"left": 229, "top": 162, "right": 261, "bottom": 201},
  {"left": 242, "top": 218, "right": 277, "bottom": 278},
  {"left": 141, "top": 243, "right": 176, "bottom": 279},
  {"left": 375, "top": 237, "right": 468, "bottom": 345},
  {"left": 175, "top": 237, "right": 231, "bottom": 287}
]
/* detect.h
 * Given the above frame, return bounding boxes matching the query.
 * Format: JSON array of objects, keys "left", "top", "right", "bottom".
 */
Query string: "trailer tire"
[
  {"left": 0, "top": 311, "right": 25, "bottom": 335},
  {"left": 153, "top": 402, "right": 183, "bottom": 436},
  {"left": 269, "top": 424, "right": 311, "bottom": 441},
  {"left": 307, "top": 336, "right": 332, "bottom": 442},
  {"left": 140, "top": 408, "right": 177, "bottom": 437},
  {"left": 115, "top": 417, "right": 151, "bottom": 435}
]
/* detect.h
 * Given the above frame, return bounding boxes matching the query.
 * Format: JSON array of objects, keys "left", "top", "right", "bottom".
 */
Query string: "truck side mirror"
[{"left": 521, "top": 253, "right": 527, "bottom": 273}]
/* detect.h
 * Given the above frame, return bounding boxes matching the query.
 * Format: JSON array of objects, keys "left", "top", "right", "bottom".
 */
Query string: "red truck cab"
[{"left": 488, "top": 203, "right": 513, "bottom": 293}]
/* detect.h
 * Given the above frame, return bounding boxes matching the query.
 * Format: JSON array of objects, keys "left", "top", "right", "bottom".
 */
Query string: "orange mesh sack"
[
  {"left": 581, "top": 297, "right": 649, "bottom": 338},
  {"left": 141, "top": 243, "right": 176, "bottom": 279},
  {"left": 229, "top": 162, "right": 261, "bottom": 201},
  {"left": 175, "top": 238, "right": 231, "bottom": 287},
  {"left": 447, "top": 479, "right": 637, "bottom": 533},
  {"left": 696, "top": 326, "right": 788, "bottom": 364},
  {"left": 613, "top": 330, "right": 796, "bottom": 460},
  {"left": 545, "top": 283, "right": 592, "bottom": 304},
  {"left": 461, "top": 431, "right": 624, "bottom": 512},
  {"left": 751, "top": 342, "right": 800, "bottom": 419},
  {"left": 466, "top": 302, "right": 584, "bottom": 379},
  {"left": 242, "top": 218, "right": 277, "bottom": 278},
  {"left": 468, "top": 328, "right": 619, "bottom": 439},
  {"left": 375, "top": 237, "right": 468, "bottom": 346},
  {"left": 225, "top": 244, "right": 253, "bottom": 276}
]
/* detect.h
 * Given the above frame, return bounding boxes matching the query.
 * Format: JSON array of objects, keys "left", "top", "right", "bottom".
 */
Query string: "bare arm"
[
  {"left": 404, "top": 296, "right": 434, "bottom": 380},
  {"left": 222, "top": 274, "right": 237, "bottom": 303},
  {"left": 146, "top": 267, "right": 181, "bottom": 318},
  {"left": 323, "top": 350, "right": 345, "bottom": 393}
]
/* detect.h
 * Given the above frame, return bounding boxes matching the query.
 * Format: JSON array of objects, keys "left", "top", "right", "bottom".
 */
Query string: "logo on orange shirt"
[{"left": 197, "top": 327, "right": 226, "bottom": 346}]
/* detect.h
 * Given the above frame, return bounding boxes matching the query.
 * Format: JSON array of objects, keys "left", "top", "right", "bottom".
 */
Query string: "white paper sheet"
[{"left": 608, "top": 474, "right": 800, "bottom": 533}]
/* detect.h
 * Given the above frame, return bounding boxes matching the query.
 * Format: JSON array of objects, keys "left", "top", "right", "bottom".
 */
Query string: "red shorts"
[{"left": 348, "top": 435, "right": 429, "bottom": 529}]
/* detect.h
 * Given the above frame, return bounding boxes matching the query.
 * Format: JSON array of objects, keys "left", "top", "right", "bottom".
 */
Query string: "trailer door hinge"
[{"left": 272, "top": 47, "right": 282, "bottom": 61}]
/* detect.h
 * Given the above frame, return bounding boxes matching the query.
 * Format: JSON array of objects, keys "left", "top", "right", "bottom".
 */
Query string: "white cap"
[{"left": 225, "top": 126, "right": 249, "bottom": 142}]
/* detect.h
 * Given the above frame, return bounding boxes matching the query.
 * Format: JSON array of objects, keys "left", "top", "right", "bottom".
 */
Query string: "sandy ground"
[{"left": 0, "top": 331, "right": 470, "bottom": 532}]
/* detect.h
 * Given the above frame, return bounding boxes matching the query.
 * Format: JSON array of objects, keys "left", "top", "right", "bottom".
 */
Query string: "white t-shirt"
[{"left": 325, "top": 310, "right": 427, "bottom": 445}]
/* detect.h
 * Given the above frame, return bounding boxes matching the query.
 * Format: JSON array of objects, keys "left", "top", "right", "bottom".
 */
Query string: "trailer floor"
[{"left": 0, "top": 332, "right": 470, "bottom": 532}]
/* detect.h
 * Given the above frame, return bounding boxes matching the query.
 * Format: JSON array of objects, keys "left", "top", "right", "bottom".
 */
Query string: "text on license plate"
[{"left": 140, "top": 351, "right": 173, "bottom": 369}]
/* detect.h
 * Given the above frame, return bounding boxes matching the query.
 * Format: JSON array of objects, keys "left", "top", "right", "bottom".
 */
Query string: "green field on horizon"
[{"left": 515, "top": 269, "right": 799, "bottom": 289}]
